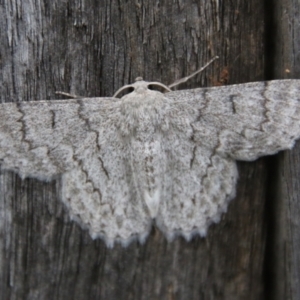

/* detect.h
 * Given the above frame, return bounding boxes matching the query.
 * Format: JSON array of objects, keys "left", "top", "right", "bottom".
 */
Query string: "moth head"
[{"left": 113, "top": 77, "right": 171, "bottom": 98}]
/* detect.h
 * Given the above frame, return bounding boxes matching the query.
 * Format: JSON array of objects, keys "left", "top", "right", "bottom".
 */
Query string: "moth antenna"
[
  {"left": 168, "top": 56, "right": 219, "bottom": 89},
  {"left": 55, "top": 91, "right": 80, "bottom": 99},
  {"left": 113, "top": 84, "right": 134, "bottom": 98}
]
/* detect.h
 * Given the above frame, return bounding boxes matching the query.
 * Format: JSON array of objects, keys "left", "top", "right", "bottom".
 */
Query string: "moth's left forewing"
[
  {"left": 0, "top": 96, "right": 153, "bottom": 246},
  {"left": 0, "top": 99, "right": 89, "bottom": 179}
]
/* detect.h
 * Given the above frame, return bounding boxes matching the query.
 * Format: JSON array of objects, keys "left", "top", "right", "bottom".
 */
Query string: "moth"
[{"left": 1, "top": 61, "right": 300, "bottom": 247}]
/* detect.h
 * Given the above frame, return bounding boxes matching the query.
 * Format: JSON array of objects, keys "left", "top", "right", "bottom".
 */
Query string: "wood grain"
[{"left": 265, "top": 0, "right": 300, "bottom": 299}]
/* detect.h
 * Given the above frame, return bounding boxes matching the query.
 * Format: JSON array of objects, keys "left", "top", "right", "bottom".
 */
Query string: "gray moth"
[{"left": 1, "top": 78, "right": 300, "bottom": 247}]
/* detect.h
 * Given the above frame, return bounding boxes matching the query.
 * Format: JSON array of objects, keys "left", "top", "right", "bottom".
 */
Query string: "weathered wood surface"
[
  {"left": 0, "top": 0, "right": 297, "bottom": 299},
  {"left": 266, "top": 0, "right": 300, "bottom": 299}
]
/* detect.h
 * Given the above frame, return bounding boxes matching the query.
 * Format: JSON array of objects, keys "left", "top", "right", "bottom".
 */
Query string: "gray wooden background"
[{"left": 0, "top": 0, "right": 299, "bottom": 299}]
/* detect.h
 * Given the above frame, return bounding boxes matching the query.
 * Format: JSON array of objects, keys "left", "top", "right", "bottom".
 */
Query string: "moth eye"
[
  {"left": 122, "top": 87, "right": 134, "bottom": 95},
  {"left": 147, "top": 84, "right": 167, "bottom": 93},
  {"left": 114, "top": 86, "right": 134, "bottom": 98},
  {"left": 146, "top": 81, "right": 171, "bottom": 93}
]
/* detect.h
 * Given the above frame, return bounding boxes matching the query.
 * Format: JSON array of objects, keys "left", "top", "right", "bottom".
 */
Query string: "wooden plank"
[
  {"left": 266, "top": 0, "right": 300, "bottom": 299},
  {"left": 0, "top": 0, "right": 268, "bottom": 299}
]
